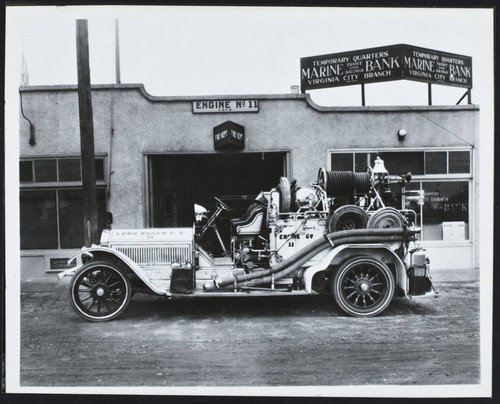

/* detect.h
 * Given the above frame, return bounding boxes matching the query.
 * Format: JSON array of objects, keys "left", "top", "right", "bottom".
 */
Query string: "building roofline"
[
  {"left": 19, "top": 83, "right": 479, "bottom": 112},
  {"left": 19, "top": 83, "right": 306, "bottom": 101},
  {"left": 304, "top": 93, "right": 479, "bottom": 112}
]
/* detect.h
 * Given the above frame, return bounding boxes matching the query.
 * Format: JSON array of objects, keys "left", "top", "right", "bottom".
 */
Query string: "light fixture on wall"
[{"left": 398, "top": 129, "right": 407, "bottom": 141}]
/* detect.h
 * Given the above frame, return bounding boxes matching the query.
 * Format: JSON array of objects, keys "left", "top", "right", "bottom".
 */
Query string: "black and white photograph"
[{"left": 4, "top": 4, "right": 494, "bottom": 398}]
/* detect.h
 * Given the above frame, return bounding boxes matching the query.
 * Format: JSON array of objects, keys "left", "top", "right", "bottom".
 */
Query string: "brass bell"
[{"left": 372, "top": 156, "right": 388, "bottom": 175}]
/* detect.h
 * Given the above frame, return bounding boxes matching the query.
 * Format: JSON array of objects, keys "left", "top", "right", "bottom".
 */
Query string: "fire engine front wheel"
[
  {"left": 70, "top": 261, "right": 132, "bottom": 322},
  {"left": 332, "top": 256, "right": 394, "bottom": 317}
]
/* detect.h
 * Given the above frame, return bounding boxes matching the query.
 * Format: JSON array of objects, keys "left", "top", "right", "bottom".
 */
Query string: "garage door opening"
[{"left": 147, "top": 152, "right": 287, "bottom": 249}]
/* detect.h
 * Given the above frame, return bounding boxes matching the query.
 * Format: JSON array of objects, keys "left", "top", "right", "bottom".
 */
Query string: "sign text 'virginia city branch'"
[{"left": 300, "top": 44, "right": 472, "bottom": 91}]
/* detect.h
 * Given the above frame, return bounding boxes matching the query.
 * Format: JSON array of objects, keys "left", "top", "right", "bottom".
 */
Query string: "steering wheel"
[{"left": 214, "top": 197, "right": 231, "bottom": 212}]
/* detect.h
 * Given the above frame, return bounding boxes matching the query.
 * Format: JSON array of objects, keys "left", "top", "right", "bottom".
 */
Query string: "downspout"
[{"left": 19, "top": 90, "right": 35, "bottom": 145}]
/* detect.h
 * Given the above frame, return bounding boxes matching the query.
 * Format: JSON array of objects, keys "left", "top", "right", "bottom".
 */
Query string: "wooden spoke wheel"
[
  {"left": 332, "top": 256, "right": 394, "bottom": 317},
  {"left": 70, "top": 261, "right": 132, "bottom": 322}
]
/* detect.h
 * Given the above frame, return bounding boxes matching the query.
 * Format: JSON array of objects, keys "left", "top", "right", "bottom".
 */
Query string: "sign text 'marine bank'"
[{"left": 300, "top": 44, "right": 472, "bottom": 91}]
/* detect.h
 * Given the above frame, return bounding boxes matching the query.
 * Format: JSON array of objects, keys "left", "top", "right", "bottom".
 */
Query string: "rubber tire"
[
  {"left": 367, "top": 207, "right": 405, "bottom": 229},
  {"left": 332, "top": 256, "right": 395, "bottom": 317},
  {"left": 70, "top": 260, "right": 132, "bottom": 322},
  {"left": 276, "top": 177, "right": 291, "bottom": 213},
  {"left": 327, "top": 205, "right": 369, "bottom": 232}
]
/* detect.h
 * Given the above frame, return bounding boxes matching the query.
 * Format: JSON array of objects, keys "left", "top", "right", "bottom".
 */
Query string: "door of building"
[{"left": 148, "top": 152, "right": 287, "bottom": 231}]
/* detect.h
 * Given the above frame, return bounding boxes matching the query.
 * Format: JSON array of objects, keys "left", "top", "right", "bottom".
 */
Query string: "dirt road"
[{"left": 20, "top": 280, "right": 479, "bottom": 387}]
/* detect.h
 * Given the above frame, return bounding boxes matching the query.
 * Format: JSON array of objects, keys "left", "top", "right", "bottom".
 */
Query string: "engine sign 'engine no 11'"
[{"left": 60, "top": 156, "right": 438, "bottom": 321}]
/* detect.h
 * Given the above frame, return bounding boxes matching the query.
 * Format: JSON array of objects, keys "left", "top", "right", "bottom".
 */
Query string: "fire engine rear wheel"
[
  {"left": 70, "top": 260, "right": 132, "bottom": 322},
  {"left": 332, "top": 256, "right": 394, "bottom": 317}
]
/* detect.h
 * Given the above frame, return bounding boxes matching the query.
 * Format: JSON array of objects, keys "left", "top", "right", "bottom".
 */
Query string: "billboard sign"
[
  {"left": 300, "top": 44, "right": 472, "bottom": 91},
  {"left": 401, "top": 45, "right": 472, "bottom": 88}
]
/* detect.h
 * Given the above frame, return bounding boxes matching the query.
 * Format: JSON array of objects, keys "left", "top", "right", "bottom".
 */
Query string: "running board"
[{"left": 168, "top": 289, "right": 312, "bottom": 298}]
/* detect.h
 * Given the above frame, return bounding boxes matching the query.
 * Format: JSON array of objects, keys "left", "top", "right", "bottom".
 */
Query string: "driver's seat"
[{"left": 230, "top": 196, "right": 267, "bottom": 235}]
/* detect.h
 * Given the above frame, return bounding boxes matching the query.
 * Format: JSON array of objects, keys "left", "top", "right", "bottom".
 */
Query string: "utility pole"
[
  {"left": 76, "top": 19, "right": 98, "bottom": 246},
  {"left": 115, "top": 19, "right": 121, "bottom": 84}
]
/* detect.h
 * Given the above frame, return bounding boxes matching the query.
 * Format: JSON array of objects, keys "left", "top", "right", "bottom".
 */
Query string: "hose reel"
[
  {"left": 367, "top": 207, "right": 406, "bottom": 229},
  {"left": 317, "top": 168, "right": 371, "bottom": 197},
  {"left": 327, "top": 205, "right": 369, "bottom": 233}
]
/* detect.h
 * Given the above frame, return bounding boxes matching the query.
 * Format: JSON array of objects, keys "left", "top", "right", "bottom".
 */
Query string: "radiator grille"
[{"left": 113, "top": 244, "right": 192, "bottom": 265}]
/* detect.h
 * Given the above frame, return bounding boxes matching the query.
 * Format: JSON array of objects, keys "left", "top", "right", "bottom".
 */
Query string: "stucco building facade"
[{"left": 19, "top": 84, "right": 479, "bottom": 278}]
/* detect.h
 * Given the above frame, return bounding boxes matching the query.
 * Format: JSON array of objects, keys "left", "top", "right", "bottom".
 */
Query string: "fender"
[
  {"left": 59, "top": 246, "right": 168, "bottom": 296},
  {"left": 303, "top": 244, "right": 408, "bottom": 295}
]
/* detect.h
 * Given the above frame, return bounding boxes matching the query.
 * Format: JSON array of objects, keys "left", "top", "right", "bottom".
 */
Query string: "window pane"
[
  {"left": 331, "top": 153, "right": 353, "bottom": 171},
  {"left": 387, "top": 182, "right": 422, "bottom": 232},
  {"left": 20, "top": 190, "right": 58, "bottom": 249},
  {"left": 422, "top": 181, "right": 469, "bottom": 240},
  {"left": 59, "top": 188, "right": 107, "bottom": 248},
  {"left": 354, "top": 153, "right": 369, "bottom": 172},
  {"left": 58, "top": 159, "right": 81, "bottom": 182},
  {"left": 58, "top": 189, "right": 84, "bottom": 248},
  {"left": 95, "top": 159, "right": 104, "bottom": 180},
  {"left": 425, "top": 152, "right": 447, "bottom": 174},
  {"left": 377, "top": 152, "right": 424, "bottom": 175},
  {"left": 20, "top": 161, "right": 33, "bottom": 182},
  {"left": 449, "top": 151, "right": 470, "bottom": 174},
  {"left": 34, "top": 159, "right": 57, "bottom": 182}
]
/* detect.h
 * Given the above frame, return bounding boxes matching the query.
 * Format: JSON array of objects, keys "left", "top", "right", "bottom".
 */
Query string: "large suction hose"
[
  {"left": 216, "top": 234, "right": 327, "bottom": 285},
  {"left": 216, "top": 228, "right": 405, "bottom": 286},
  {"left": 238, "top": 234, "right": 405, "bottom": 288},
  {"left": 207, "top": 228, "right": 408, "bottom": 291}
]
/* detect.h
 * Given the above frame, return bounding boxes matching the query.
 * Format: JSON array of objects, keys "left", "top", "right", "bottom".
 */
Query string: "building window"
[
  {"left": 425, "top": 152, "right": 447, "bottom": 174},
  {"left": 329, "top": 149, "right": 472, "bottom": 242},
  {"left": 34, "top": 159, "right": 57, "bottom": 182},
  {"left": 449, "top": 151, "right": 471, "bottom": 174},
  {"left": 20, "top": 157, "right": 107, "bottom": 250},
  {"left": 330, "top": 150, "right": 471, "bottom": 176},
  {"left": 20, "top": 161, "right": 34, "bottom": 182},
  {"left": 403, "top": 181, "right": 469, "bottom": 241},
  {"left": 20, "top": 157, "right": 104, "bottom": 184},
  {"left": 20, "top": 190, "right": 59, "bottom": 249},
  {"left": 58, "top": 159, "right": 81, "bottom": 182},
  {"left": 330, "top": 153, "right": 353, "bottom": 171}
]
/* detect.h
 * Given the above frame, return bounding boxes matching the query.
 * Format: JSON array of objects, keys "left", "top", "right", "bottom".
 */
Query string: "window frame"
[
  {"left": 327, "top": 147, "right": 473, "bottom": 243},
  {"left": 20, "top": 155, "right": 108, "bottom": 251},
  {"left": 328, "top": 147, "right": 472, "bottom": 180},
  {"left": 20, "top": 155, "right": 107, "bottom": 188}
]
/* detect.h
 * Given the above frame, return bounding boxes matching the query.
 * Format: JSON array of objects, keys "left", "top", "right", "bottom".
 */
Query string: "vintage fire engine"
[{"left": 60, "top": 156, "right": 437, "bottom": 321}]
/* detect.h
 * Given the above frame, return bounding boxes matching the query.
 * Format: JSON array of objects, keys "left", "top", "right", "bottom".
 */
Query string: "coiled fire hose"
[
  {"left": 318, "top": 169, "right": 372, "bottom": 197},
  {"left": 206, "top": 228, "right": 409, "bottom": 291}
]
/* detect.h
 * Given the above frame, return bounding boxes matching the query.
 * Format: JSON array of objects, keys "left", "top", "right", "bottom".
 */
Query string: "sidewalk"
[{"left": 20, "top": 277, "right": 71, "bottom": 293}]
